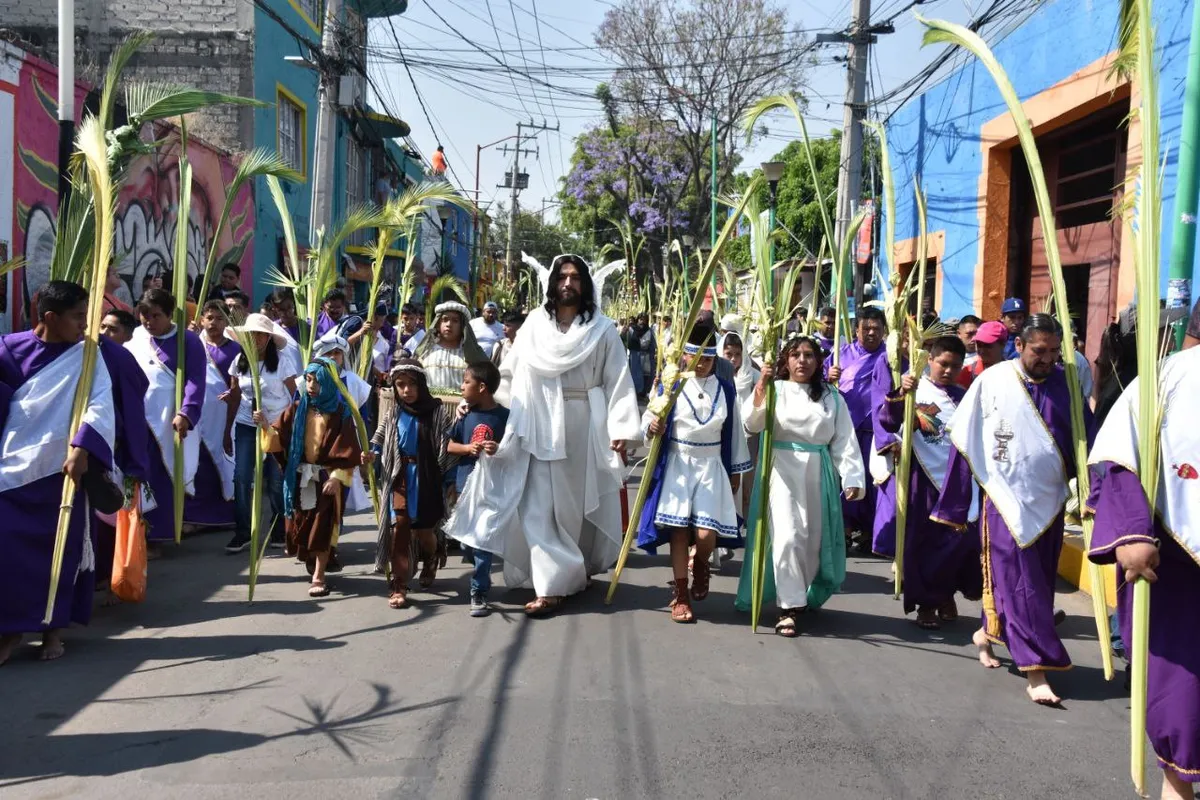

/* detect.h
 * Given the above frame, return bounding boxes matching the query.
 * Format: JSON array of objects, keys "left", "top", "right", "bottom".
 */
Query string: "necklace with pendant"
[{"left": 683, "top": 376, "right": 719, "bottom": 425}]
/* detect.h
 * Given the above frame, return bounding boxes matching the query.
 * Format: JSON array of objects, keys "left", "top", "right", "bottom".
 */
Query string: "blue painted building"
[{"left": 883, "top": 0, "right": 1197, "bottom": 359}]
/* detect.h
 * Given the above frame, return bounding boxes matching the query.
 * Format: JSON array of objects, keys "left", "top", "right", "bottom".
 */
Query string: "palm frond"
[
  {"left": 49, "top": 178, "right": 96, "bottom": 284},
  {"left": 194, "top": 151, "right": 303, "bottom": 322},
  {"left": 387, "top": 181, "right": 474, "bottom": 226},
  {"left": 101, "top": 32, "right": 154, "bottom": 129},
  {"left": 0, "top": 257, "right": 26, "bottom": 278},
  {"left": 425, "top": 274, "right": 469, "bottom": 330},
  {"left": 126, "top": 84, "right": 267, "bottom": 125}
]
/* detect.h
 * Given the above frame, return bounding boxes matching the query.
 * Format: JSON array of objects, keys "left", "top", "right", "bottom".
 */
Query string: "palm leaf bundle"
[
  {"left": 44, "top": 116, "right": 114, "bottom": 624},
  {"left": 743, "top": 94, "right": 862, "bottom": 368},
  {"left": 918, "top": 14, "right": 1116, "bottom": 681},
  {"left": 326, "top": 366, "right": 380, "bottom": 524},
  {"left": 1112, "top": 0, "right": 1166, "bottom": 792},
  {"left": 225, "top": 321, "right": 272, "bottom": 600},
  {"left": 356, "top": 227, "right": 401, "bottom": 381},
  {"left": 170, "top": 125, "right": 194, "bottom": 545},
  {"left": 605, "top": 179, "right": 763, "bottom": 604},
  {"left": 193, "top": 149, "right": 302, "bottom": 323}
]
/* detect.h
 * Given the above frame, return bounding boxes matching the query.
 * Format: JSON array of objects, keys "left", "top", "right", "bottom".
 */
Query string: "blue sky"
[{"left": 368, "top": 0, "right": 977, "bottom": 221}]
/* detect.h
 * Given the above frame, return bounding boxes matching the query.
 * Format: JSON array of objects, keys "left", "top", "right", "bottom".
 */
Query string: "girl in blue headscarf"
[{"left": 271, "top": 358, "right": 365, "bottom": 597}]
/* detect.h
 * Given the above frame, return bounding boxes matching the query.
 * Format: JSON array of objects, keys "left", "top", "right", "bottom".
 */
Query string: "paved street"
[{"left": 1, "top": 507, "right": 1138, "bottom": 799}]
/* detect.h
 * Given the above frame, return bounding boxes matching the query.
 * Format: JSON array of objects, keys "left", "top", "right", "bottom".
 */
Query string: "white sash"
[
  {"left": 869, "top": 439, "right": 893, "bottom": 485},
  {"left": 126, "top": 327, "right": 200, "bottom": 491},
  {"left": 341, "top": 369, "right": 373, "bottom": 512},
  {"left": 912, "top": 377, "right": 979, "bottom": 523},
  {"left": 198, "top": 345, "right": 235, "bottom": 501},
  {"left": 0, "top": 342, "right": 116, "bottom": 493},
  {"left": 947, "top": 361, "right": 1067, "bottom": 547},
  {"left": 1089, "top": 347, "right": 1200, "bottom": 561}
]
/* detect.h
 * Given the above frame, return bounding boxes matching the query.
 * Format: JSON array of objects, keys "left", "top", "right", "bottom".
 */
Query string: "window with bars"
[{"left": 277, "top": 89, "right": 305, "bottom": 175}]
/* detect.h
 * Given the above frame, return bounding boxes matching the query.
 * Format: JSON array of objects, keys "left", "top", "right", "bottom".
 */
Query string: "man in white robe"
[{"left": 448, "top": 254, "right": 641, "bottom": 616}]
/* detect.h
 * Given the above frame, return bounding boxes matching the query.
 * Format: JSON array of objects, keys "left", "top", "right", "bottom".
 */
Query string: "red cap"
[{"left": 975, "top": 321, "right": 1007, "bottom": 345}]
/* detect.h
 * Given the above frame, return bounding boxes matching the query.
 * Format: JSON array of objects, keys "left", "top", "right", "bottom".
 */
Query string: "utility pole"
[
  {"left": 821, "top": 1, "right": 893, "bottom": 311},
  {"left": 309, "top": 0, "right": 342, "bottom": 243},
  {"left": 500, "top": 119, "right": 559, "bottom": 278}
]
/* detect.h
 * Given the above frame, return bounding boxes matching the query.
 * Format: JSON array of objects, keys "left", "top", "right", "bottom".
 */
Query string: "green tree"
[{"left": 489, "top": 204, "right": 578, "bottom": 264}]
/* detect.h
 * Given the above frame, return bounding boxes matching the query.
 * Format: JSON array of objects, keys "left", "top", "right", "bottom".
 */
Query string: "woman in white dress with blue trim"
[{"left": 637, "top": 323, "right": 752, "bottom": 623}]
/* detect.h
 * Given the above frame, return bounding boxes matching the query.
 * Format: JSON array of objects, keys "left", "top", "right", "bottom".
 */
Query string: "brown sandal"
[
  {"left": 388, "top": 591, "right": 408, "bottom": 609},
  {"left": 937, "top": 599, "right": 958, "bottom": 622},
  {"left": 418, "top": 558, "right": 437, "bottom": 589},
  {"left": 691, "top": 554, "right": 711, "bottom": 601},
  {"left": 670, "top": 578, "right": 694, "bottom": 623},
  {"left": 775, "top": 609, "right": 799, "bottom": 637},
  {"left": 524, "top": 596, "right": 563, "bottom": 617},
  {"left": 915, "top": 607, "right": 941, "bottom": 630}
]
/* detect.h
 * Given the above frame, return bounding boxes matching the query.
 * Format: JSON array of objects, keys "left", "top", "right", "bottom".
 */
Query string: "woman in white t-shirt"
[{"left": 225, "top": 313, "right": 298, "bottom": 554}]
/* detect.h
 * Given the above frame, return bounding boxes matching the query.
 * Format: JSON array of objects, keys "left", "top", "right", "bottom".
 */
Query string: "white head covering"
[{"left": 313, "top": 333, "right": 350, "bottom": 360}]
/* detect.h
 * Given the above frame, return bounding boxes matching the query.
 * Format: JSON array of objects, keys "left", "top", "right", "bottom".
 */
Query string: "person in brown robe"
[
  {"left": 371, "top": 359, "right": 452, "bottom": 608},
  {"left": 269, "top": 358, "right": 364, "bottom": 597}
]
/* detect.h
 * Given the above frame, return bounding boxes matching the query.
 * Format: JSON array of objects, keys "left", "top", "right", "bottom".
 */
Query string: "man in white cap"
[
  {"left": 470, "top": 302, "right": 505, "bottom": 359},
  {"left": 447, "top": 254, "right": 641, "bottom": 617}
]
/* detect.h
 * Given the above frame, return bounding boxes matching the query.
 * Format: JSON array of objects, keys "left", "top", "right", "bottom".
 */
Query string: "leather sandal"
[
  {"left": 775, "top": 609, "right": 799, "bottom": 637},
  {"left": 418, "top": 558, "right": 437, "bottom": 589},
  {"left": 691, "top": 554, "right": 711, "bottom": 602},
  {"left": 388, "top": 591, "right": 408, "bottom": 609},
  {"left": 670, "top": 578, "right": 694, "bottom": 623}
]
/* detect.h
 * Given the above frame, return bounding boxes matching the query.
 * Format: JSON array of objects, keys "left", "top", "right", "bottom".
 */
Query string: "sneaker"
[
  {"left": 469, "top": 593, "right": 490, "bottom": 617},
  {"left": 225, "top": 532, "right": 251, "bottom": 554}
]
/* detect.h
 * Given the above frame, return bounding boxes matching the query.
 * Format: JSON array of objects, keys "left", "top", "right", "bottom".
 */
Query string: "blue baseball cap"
[{"left": 1001, "top": 297, "right": 1027, "bottom": 315}]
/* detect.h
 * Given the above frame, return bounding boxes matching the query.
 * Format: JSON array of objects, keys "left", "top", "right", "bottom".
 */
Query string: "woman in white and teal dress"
[
  {"left": 736, "top": 335, "right": 865, "bottom": 637},
  {"left": 637, "top": 323, "right": 752, "bottom": 623}
]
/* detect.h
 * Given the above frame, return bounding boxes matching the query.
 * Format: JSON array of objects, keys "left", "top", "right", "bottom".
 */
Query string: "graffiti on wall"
[{"left": 9, "top": 53, "right": 254, "bottom": 328}]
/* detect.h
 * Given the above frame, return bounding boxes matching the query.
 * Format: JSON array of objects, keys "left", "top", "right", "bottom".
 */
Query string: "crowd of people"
[{"left": 1, "top": 253, "right": 1197, "bottom": 797}]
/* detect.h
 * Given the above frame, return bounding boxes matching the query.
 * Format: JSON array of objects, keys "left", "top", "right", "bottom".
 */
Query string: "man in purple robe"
[
  {"left": 315, "top": 288, "right": 349, "bottom": 338},
  {"left": 1088, "top": 343, "right": 1200, "bottom": 799},
  {"left": 879, "top": 335, "right": 981, "bottom": 629},
  {"left": 868, "top": 346, "right": 902, "bottom": 557},
  {"left": 825, "top": 306, "right": 888, "bottom": 548},
  {"left": 0, "top": 282, "right": 117, "bottom": 663},
  {"left": 932, "top": 313, "right": 1090, "bottom": 706},
  {"left": 186, "top": 299, "right": 242, "bottom": 529},
  {"left": 127, "top": 288, "right": 207, "bottom": 544}
]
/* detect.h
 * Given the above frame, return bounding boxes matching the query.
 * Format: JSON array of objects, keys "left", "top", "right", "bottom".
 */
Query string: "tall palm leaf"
[
  {"left": 45, "top": 115, "right": 114, "bottom": 624},
  {"left": 125, "top": 84, "right": 266, "bottom": 126},
  {"left": 193, "top": 150, "right": 303, "bottom": 321},
  {"left": 424, "top": 273, "right": 470, "bottom": 331},
  {"left": 170, "top": 124, "right": 194, "bottom": 545}
]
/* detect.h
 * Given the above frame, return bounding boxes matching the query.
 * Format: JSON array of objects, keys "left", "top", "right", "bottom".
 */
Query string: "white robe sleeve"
[
  {"left": 601, "top": 326, "right": 642, "bottom": 443},
  {"left": 830, "top": 391, "right": 865, "bottom": 491},
  {"left": 743, "top": 388, "right": 769, "bottom": 435},
  {"left": 494, "top": 344, "right": 518, "bottom": 408},
  {"left": 728, "top": 392, "right": 753, "bottom": 473}
]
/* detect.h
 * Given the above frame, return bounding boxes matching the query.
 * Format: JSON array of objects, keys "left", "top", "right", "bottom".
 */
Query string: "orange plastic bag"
[{"left": 111, "top": 483, "right": 147, "bottom": 603}]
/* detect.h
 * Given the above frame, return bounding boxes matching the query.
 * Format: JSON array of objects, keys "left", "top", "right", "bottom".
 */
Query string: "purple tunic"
[
  {"left": 825, "top": 340, "right": 888, "bottom": 535},
  {"left": 878, "top": 383, "right": 982, "bottom": 614},
  {"left": 0, "top": 332, "right": 113, "bottom": 633},
  {"left": 185, "top": 337, "right": 241, "bottom": 527},
  {"left": 1090, "top": 464, "right": 1200, "bottom": 779},
  {"left": 315, "top": 311, "right": 342, "bottom": 337},
  {"left": 139, "top": 328, "right": 207, "bottom": 541},
  {"left": 869, "top": 354, "right": 903, "bottom": 557},
  {"left": 932, "top": 367, "right": 1085, "bottom": 671}
]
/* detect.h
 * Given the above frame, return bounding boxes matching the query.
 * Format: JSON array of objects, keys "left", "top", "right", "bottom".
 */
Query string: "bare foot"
[
  {"left": 0, "top": 634, "right": 21, "bottom": 666},
  {"left": 973, "top": 628, "right": 1001, "bottom": 668},
  {"left": 1161, "top": 768, "right": 1195, "bottom": 800},
  {"left": 1025, "top": 670, "right": 1061, "bottom": 706},
  {"left": 38, "top": 630, "right": 65, "bottom": 661},
  {"left": 100, "top": 590, "right": 122, "bottom": 608}
]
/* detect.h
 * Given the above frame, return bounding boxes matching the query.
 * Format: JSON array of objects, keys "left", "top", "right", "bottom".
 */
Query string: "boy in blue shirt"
[{"left": 447, "top": 361, "right": 509, "bottom": 616}]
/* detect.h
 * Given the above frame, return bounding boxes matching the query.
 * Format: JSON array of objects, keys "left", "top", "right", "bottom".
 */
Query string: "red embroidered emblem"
[
  {"left": 1174, "top": 463, "right": 1198, "bottom": 480},
  {"left": 470, "top": 424, "right": 496, "bottom": 444}
]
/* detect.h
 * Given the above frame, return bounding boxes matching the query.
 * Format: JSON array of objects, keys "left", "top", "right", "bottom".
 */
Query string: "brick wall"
[{"left": 3, "top": 0, "right": 256, "bottom": 152}]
